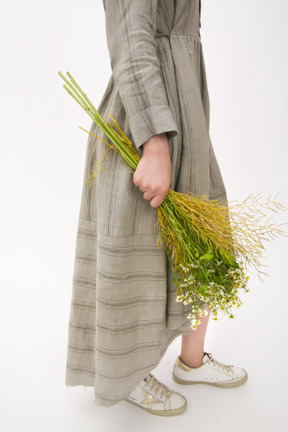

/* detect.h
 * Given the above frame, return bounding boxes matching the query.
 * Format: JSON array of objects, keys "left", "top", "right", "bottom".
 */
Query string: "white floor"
[{"left": 1, "top": 237, "right": 288, "bottom": 432}]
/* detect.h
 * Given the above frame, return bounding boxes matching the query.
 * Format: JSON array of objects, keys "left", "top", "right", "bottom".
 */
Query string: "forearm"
[{"left": 103, "top": 0, "right": 178, "bottom": 151}]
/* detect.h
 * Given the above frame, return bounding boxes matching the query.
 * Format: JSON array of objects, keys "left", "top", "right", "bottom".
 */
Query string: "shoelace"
[
  {"left": 144, "top": 373, "right": 173, "bottom": 401},
  {"left": 205, "top": 353, "right": 234, "bottom": 374}
]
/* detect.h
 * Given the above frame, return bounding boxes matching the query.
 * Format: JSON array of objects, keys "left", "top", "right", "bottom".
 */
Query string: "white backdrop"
[{"left": 0, "top": 1, "right": 288, "bottom": 431}]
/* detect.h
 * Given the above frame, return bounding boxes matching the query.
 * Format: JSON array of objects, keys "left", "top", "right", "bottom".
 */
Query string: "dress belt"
[
  {"left": 155, "top": 33, "right": 201, "bottom": 41},
  {"left": 155, "top": 33, "right": 172, "bottom": 38}
]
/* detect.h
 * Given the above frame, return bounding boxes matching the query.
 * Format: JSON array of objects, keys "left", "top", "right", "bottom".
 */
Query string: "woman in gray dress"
[{"left": 65, "top": 0, "right": 248, "bottom": 416}]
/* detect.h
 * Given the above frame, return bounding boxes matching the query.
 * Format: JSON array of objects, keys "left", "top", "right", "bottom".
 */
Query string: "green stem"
[
  {"left": 66, "top": 72, "right": 100, "bottom": 120},
  {"left": 59, "top": 71, "right": 139, "bottom": 172}
]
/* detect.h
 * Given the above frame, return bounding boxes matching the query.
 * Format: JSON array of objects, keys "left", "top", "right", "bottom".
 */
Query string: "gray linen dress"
[{"left": 65, "top": 0, "right": 227, "bottom": 407}]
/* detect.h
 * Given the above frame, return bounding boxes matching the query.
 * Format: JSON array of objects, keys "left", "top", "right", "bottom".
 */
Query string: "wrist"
[{"left": 142, "top": 133, "right": 169, "bottom": 155}]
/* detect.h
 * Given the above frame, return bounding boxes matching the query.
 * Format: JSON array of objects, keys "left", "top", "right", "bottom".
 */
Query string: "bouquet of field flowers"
[{"left": 58, "top": 71, "right": 287, "bottom": 330}]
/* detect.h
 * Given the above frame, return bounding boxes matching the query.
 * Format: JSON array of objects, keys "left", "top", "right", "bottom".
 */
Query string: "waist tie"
[
  {"left": 155, "top": 32, "right": 201, "bottom": 41},
  {"left": 155, "top": 33, "right": 171, "bottom": 38}
]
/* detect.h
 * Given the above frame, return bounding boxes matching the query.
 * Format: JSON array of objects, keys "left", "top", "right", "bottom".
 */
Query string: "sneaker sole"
[
  {"left": 125, "top": 398, "right": 187, "bottom": 416},
  {"left": 172, "top": 371, "right": 248, "bottom": 388}
]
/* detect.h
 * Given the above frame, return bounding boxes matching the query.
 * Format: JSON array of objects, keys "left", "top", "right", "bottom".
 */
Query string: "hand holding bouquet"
[{"left": 59, "top": 71, "right": 287, "bottom": 330}]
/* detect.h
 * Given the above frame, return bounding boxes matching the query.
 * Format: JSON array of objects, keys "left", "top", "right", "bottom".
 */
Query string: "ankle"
[{"left": 180, "top": 354, "right": 204, "bottom": 368}]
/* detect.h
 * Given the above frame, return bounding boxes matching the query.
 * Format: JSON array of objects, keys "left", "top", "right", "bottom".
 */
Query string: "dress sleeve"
[{"left": 103, "top": 0, "right": 178, "bottom": 151}]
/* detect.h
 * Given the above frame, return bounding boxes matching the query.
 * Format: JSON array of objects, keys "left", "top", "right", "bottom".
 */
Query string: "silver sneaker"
[
  {"left": 173, "top": 353, "right": 248, "bottom": 388},
  {"left": 125, "top": 373, "right": 187, "bottom": 416}
]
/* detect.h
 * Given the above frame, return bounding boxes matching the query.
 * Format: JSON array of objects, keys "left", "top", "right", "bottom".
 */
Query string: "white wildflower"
[{"left": 199, "top": 308, "right": 209, "bottom": 317}]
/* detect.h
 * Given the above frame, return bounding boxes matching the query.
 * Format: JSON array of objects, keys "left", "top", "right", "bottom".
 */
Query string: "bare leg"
[{"left": 180, "top": 307, "right": 211, "bottom": 368}]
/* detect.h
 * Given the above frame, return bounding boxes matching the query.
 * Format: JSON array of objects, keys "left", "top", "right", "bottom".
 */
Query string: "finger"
[
  {"left": 133, "top": 171, "right": 143, "bottom": 188},
  {"left": 142, "top": 190, "right": 154, "bottom": 201},
  {"left": 139, "top": 181, "right": 151, "bottom": 192},
  {"left": 133, "top": 173, "right": 140, "bottom": 187},
  {"left": 149, "top": 193, "right": 164, "bottom": 208}
]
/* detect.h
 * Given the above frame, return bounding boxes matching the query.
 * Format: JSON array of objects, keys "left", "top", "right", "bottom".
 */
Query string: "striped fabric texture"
[{"left": 65, "top": 0, "right": 228, "bottom": 407}]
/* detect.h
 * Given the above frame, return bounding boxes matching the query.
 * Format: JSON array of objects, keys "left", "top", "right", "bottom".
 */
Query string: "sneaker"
[
  {"left": 125, "top": 373, "right": 187, "bottom": 416},
  {"left": 173, "top": 353, "right": 248, "bottom": 388}
]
